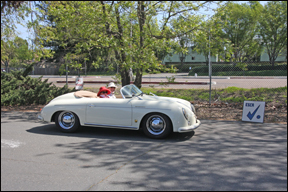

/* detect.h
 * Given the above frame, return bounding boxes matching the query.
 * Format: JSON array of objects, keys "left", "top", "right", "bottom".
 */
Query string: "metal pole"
[
  {"left": 66, "top": 60, "right": 68, "bottom": 85},
  {"left": 209, "top": 27, "right": 212, "bottom": 105},
  {"left": 85, "top": 60, "right": 86, "bottom": 76}
]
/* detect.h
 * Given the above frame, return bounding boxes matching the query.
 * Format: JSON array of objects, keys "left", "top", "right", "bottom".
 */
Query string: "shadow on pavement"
[
  {"left": 26, "top": 123, "right": 195, "bottom": 142},
  {"left": 2, "top": 111, "right": 287, "bottom": 190}
]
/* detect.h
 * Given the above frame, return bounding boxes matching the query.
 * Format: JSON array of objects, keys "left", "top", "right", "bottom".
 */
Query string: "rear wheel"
[
  {"left": 55, "top": 111, "right": 80, "bottom": 133},
  {"left": 141, "top": 113, "right": 172, "bottom": 139}
]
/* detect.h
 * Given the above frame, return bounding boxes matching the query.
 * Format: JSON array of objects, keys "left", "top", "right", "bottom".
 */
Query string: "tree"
[
  {"left": 33, "top": 2, "right": 114, "bottom": 74},
  {"left": 1, "top": 1, "right": 53, "bottom": 71},
  {"left": 258, "top": 1, "right": 287, "bottom": 67},
  {"left": 13, "top": 37, "right": 33, "bottom": 66},
  {"left": 36, "top": 1, "right": 211, "bottom": 88},
  {"left": 1, "top": 1, "right": 27, "bottom": 71},
  {"left": 169, "top": 15, "right": 200, "bottom": 68},
  {"left": 1, "top": 36, "right": 33, "bottom": 69},
  {"left": 193, "top": 18, "right": 231, "bottom": 65},
  {"left": 216, "top": 2, "right": 262, "bottom": 63}
]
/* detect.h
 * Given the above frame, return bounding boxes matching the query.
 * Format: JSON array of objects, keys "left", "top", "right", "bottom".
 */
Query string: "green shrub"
[
  {"left": 188, "top": 64, "right": 287, "bottom": 75},
  {"left": 1, "top": 63, "right": 75, "bottom": 106}
]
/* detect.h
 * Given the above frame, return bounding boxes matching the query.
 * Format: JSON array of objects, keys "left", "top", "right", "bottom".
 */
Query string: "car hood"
[{"left": 141, "top": 94, "right": 191, "bottom": 109}]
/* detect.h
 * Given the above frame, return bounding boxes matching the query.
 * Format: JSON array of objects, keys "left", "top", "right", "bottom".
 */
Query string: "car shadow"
[{"left": 26, "top": 123, "right": 195, "bottom": 142}]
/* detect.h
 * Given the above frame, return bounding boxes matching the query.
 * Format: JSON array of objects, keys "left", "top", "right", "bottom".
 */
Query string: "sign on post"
[
  {"left": 75, "top": 76, "right": 83, "bottom": 90},
  {"left": 242, "top": 101, "right": 265, "bottom": 123}
]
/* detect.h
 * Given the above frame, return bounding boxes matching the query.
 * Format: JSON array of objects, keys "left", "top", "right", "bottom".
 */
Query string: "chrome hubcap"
[
  {"left": 146, "top": 115, "right": 166, "bottom": 135},
  {"left": 58, "top": 111, "right": 75, "bottom": 129}
]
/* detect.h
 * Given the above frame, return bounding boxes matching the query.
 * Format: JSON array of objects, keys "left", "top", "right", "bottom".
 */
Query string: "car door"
[{"left": 85, "top": 99, "right": 132, "bottom": 126}]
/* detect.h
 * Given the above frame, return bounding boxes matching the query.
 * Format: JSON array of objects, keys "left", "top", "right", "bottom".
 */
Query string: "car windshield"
[{"left": 120, "top": 84, "right": 143, "bottom": 99}]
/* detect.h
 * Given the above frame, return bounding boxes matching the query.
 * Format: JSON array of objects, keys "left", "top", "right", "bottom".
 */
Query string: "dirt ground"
[
  {"left": 193, "top": 101, "right": 287, "bottom": 124},
  {"left": 1, "top": 101, "right": 286, "bottom": 124}
]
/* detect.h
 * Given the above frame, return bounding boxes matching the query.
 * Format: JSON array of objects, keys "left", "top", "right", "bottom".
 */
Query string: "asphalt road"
[
  {"left": 1, "top": 111, "right": 287, "bottom": 191},
  {"left": 32, "top": 74, "right": 287, "bottom": 89}
]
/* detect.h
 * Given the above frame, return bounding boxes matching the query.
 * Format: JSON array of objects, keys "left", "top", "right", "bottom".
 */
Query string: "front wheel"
[
  {"left": 55, "top": 111, "right": 80, "bottom": 133},
  {"left": 141, "top": 113, "right": 172, "bottom": 139}
]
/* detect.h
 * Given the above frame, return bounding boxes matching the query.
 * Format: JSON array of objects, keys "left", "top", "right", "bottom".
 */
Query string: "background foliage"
[
  {"left": 1, "top": 1, "right": 287, "bottom": 107},
  {"left": 1, "top": 63, "right": 75, "bottom": 106}
]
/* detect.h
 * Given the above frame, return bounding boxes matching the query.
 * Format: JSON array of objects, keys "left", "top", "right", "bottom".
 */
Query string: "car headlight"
[
  {"left": 191, "top": 104, "right": 196, "bottom": 114},
  {"left": 182, "top": 108, "right": 188, "bottom": 120}
]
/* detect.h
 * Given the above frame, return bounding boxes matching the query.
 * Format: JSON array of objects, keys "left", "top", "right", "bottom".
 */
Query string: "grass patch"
[{"left": 141, "top": 86, "right": 287, "bottom": 104}]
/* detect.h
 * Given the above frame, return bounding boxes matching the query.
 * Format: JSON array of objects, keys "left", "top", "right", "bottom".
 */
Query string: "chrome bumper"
[{"left": 178, "top": 119, "right": 201, "bottom": 132}]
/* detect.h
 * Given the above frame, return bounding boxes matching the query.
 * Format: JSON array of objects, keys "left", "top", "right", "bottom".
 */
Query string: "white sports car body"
[{"left": 38, "top": 84, "right": 201, "bottom": 139}]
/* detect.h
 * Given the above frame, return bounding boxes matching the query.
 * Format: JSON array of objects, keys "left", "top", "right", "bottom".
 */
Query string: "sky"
[{"left": 15, "top": 1, "right": 268, "bottom": 46}]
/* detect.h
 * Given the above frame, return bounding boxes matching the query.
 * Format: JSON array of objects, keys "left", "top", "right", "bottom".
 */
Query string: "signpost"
[{"left": 242, "top": 101, "right": 265, "bottom": 123}]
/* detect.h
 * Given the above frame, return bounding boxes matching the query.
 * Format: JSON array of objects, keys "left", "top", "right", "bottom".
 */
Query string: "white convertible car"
[{"left": 38, "top": 84, "right": 201, "bottom": 139}]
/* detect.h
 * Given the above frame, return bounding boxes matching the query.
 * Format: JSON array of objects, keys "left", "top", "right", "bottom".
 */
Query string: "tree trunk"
[
  {"left": 119, "top": 51, "right": 130, "bottom": 86},
  {"left": 114, "top": 4, "right": 130, "bottom": 86},
  {"left": 135, "top": 1, "right": 146, "bottom": 88},
  {"left": 5, "top": 60, "right": 9, "bottom": 72},
  {"left": 120, "top": 69, "right": 130, "bottom": 86},
  {"left": 270, "top": 57, "right": 275, "bottom": 68},
  {"left": 233, "top": 51, "right": 238, "bottom": 67},
  {"left": 134, "top": 68, "right": 142, "bottom": 89},
  {"left": 179, "top": 53, "right": 186, "bottom": 68},
  {"left": 114, "top": 49, "right": 130, "bottom": 86}
]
